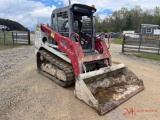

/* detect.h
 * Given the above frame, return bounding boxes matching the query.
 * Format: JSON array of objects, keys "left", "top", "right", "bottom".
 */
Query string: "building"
[{"left": 141, "top": 24, "right": 160, "bottom": 35}]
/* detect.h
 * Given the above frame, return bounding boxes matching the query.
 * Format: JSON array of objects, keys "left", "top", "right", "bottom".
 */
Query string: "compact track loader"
[{"left": 35, "top": 4, "right": 144, "bottom": 115}]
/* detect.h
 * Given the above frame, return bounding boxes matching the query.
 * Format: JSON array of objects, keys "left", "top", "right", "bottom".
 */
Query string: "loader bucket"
[{"left": 74, "top": 64, "right": 144, "bottom": 115}]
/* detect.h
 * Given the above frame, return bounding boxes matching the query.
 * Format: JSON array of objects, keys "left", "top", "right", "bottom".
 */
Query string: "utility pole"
[{"left": 69, "top": 0, "right": 71, "bottom": 5}]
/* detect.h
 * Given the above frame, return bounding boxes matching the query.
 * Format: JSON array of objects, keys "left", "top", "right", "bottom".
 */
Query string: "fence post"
[
  {"left": 122, "top": 34, "right": 125, "bottom": 52},
  {"left": 138, "top": 34, "right": 142, "bottom": 52},
  {"left": 158, "top": 40, "right": 160, "bottom": 54},
  {"left": 3, "top": 32, "right": 6, "bottom": 44},
  {"left": 12, "top": 32, "right": 14, "bottom": 44},
  {"left": 16, "top": 32, "right": 17, "bottom": 43},
  {"left": 28, "top": 31, "right": 30, "bottom": 45}
]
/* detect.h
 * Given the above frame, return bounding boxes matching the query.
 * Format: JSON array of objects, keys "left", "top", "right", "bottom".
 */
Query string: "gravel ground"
[
  {"left": 110, "top": 44, "right": 160, "bottom": 120},
  {"left": 0, "top": 38, "right": 160, "bottom": 120}
]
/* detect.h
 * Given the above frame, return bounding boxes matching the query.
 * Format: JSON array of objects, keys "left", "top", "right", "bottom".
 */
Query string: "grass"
[
  {"left": 0, "top": 32, "right": 13, "bottom": 45},
  {"left": 111, "top": 38, "right": 123, "bottom": 44},
  {"left": 132, "top": 53, "right": 160, "bottom": 61},
  {"left": 0, "top": 32, "right": 32, "bottom": 51},
  {"left": 111, "top": 36, "right": 160, "bottom": 61}
]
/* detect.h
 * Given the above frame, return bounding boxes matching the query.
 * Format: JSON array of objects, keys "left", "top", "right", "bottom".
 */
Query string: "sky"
[{"left": 0, "top": 0, "right": 159, "bottom": 30}]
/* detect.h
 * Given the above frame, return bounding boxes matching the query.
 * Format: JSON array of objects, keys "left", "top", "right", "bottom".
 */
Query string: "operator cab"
[{"left": 51, "top": 4, "right": 96, "bottom": 52}]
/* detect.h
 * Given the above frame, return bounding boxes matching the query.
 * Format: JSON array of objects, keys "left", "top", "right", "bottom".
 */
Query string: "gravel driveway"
[{"left": 0, "top": 39, "right": 160, "bottom": 120}]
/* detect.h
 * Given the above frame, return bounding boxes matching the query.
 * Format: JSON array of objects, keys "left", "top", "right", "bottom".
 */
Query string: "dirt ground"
[{"left": 0, "top": 36, "right": 160, "bottom": 120}]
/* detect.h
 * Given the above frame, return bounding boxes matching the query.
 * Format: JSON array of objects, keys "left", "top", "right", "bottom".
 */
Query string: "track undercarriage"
[{"left": 37, "top": 50, "right": 75, "bottom": 87}]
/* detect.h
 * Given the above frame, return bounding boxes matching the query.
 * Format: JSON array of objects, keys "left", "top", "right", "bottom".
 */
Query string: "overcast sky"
[{"left": 0, "top": 0, "right": 159, "bottom": 30}]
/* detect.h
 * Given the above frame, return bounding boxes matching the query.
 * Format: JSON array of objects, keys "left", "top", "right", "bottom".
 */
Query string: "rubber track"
[{"left": 38, "top": 50, "right": 75, "bottom": 87}]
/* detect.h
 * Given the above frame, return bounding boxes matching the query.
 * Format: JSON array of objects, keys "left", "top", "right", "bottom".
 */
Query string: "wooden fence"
[
  {"left": 122, "top": 33, "right": 160, "bottom": 54},
  {"left": 0, "top": 31, "right": 30, "bottom": 45}
]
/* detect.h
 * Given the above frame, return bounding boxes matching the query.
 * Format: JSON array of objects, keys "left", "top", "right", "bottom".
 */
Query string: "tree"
[
  {"left": 126, "top": 13, "right": 133, "bottom": 30},
  {"left": 94, "top": 14, "right": 102, "bottom": 32},
  {"left": 131, "top": 6, "right": 142, "bottom": 30},
  {"left": 153, "top": 7, "right": 160, "bottom": 25},
  {"left": 0, "top": 18, "right": 29, "bottom": 31},
  {"left": 94, "top": 6, "right": 160, "bottom": 32}
]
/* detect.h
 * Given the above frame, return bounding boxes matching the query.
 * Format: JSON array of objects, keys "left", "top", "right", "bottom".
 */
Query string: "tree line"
[
  {"left": 0, "top": 18, "right": 29, "bottom": 31},
  {"left": 95, "top": 6, "right": 160, "bottom": 33}
]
